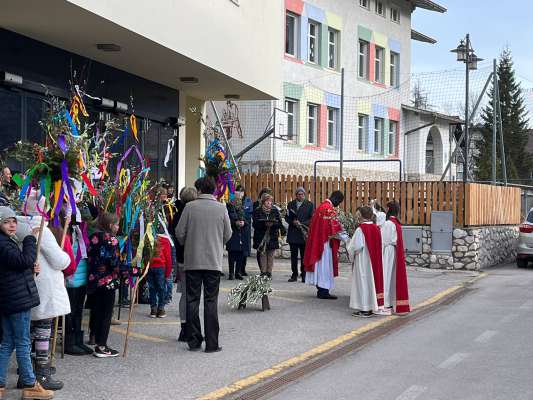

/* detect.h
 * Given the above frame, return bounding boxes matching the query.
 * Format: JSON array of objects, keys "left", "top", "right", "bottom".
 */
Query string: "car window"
[{"left": 528, "top": 211, "right": 533, "bottom": 223}]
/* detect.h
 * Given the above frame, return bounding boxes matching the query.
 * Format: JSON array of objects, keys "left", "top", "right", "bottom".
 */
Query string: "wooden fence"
[
  {"left": 241, "top": 173, "right": 522, "bottom": 227},
  {"left": 464, "top": 184, "right": 522, "bottom": 226}
]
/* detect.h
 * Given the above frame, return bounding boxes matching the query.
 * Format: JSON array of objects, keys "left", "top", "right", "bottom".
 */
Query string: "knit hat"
[
  {"left": 295, "top": 187, "right": 306, "bottom": 195},
  {"left": 0, "top": 206, "right": 16, "bottom": 224}
]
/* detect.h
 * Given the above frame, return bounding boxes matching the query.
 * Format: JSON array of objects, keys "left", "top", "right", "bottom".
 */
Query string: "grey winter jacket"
[{"left": 175, "top": 194, "right": 232, "bottom": 272}]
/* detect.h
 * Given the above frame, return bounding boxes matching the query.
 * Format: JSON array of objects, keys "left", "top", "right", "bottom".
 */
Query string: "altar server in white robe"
[{"left": 347, "top": 206, "right": 384, "bottom": 318}]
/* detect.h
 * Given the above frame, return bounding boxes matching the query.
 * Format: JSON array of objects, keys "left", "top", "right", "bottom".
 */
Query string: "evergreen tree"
[{"left": 475, "top": 49, "right": 532, "bottom": 183}]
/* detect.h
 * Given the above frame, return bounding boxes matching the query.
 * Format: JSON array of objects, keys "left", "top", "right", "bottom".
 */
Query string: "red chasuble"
[
  {"left": 303, "top": 199, "right": 343, "bottom": 277},
  {"left": 359, "top": 223, "right": 384, "bottom": 307},
  {"left": 390, "top": 216, "right": 410, "bottom": 313}
]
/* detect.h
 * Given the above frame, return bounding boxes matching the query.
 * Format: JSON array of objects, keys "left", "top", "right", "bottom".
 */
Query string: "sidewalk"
[{"left": 2, "top": 258, "right": 478, "bottom": 400}]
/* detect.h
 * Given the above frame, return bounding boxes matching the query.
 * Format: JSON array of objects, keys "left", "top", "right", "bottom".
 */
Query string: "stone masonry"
[{"left": 405, "top": 226, "right": 519, "bottom": 271}]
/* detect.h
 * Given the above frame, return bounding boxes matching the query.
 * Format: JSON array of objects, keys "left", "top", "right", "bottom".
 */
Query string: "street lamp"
[{"left": 451, "top": 34, "right": 483, "bottom": 183}]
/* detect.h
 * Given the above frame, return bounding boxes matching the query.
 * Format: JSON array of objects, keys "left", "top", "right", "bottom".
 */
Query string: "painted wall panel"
[
  {"left": 326, "top": 11, "right": 342, "bottom": 30},
  {"left": 304, "top": 3, "right": 326, "bottom": 23},
  {"left": 325, "top": 92, "right": 341, "bottom": 108},
  {"left": 284, "top": 82, "right": 304, "bottom": 99},
  {"left": 388, "top": 38, "right": 401, "bottom": 53},
  {"left": 285, "top": 0, "right": 304, "bottom": 15},
  {"left": 358, "top": 25, "right": 372, "bottom": 42},
  {"left": 319, "top": 104, "right": 328, "bottom": 148}
]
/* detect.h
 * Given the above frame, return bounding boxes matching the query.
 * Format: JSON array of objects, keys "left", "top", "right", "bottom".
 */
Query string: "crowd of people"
[{"left": 0, "top": 163, "right": 410, "bottom": 399}]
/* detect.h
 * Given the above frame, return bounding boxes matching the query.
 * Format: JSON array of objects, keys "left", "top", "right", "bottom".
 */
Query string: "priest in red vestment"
[
  {"left": 303, "top": 191, "right": 346, "bottom": 300},
  {"left": 382, "top": 201, "right": 410, "bottom": 314}
]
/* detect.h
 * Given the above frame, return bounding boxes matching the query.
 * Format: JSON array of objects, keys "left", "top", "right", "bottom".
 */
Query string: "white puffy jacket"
[{"left": 16, "top": 216, "right": 71, "bottom": 321}]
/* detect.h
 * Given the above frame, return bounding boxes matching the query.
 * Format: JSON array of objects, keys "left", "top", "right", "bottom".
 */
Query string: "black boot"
[
  {"left": 64, "top": 333, "right": 86, "bottom": 356},
  {"left": 177, "top": 323, "right": 188, "bottom": 342},
  {"left": 35, "top": 361, "right": 64, "bottom": 391},
  {"left": 76, "top": 331, "right": 94, "bottom": 355}
]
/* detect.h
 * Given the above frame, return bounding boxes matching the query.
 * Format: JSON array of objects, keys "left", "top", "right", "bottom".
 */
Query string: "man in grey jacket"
[{"left": 176, "top": 177, "right": 232, "bottom": 353}]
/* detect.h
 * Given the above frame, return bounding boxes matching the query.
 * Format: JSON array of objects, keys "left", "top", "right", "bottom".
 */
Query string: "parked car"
[{"left": 517, "top": 208, "right": 533, "bottom": 268}]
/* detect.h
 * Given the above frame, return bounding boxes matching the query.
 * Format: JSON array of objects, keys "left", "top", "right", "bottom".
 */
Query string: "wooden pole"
[
  {"left": 51, "top": 216, "right": 70, "bottom": 363},
  {"left": 123, "top": 263, "right": 150, "bottom": 357},
  {"left": 50, "top": 317, "right": 60, "bottom": 359},
  {"left": 59, "top": 216, "right": 71, "bottom": 249}
]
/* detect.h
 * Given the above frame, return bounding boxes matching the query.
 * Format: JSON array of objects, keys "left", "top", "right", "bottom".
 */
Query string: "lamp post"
[{"left": 451, "top": 34, "right": 483, "bottom": 183}]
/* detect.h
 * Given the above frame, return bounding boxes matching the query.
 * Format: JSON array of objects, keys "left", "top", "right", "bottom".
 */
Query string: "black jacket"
[
  {"left": 0, "top": 232, "right": 39, "bottom": 315},
  {"left": 285, "top": 200, "right": 314, "bottom": 245},
  {"left": 226, "top": 203, "right": 251, "bottom": 253},
  {"left": 174, "top": 199, "right": 186, "bottom": 264},
  {"left": 252, "top": 207, "right": 286, "bottom": 251}
]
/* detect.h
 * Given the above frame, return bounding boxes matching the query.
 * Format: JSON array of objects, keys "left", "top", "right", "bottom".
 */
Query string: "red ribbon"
[{"left": 81, "top": 172, "right": 98, "bottom": 196}]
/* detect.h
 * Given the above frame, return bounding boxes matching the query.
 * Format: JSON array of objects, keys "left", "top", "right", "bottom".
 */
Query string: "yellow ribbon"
[
  {"left": 130, "top": 114, "right": 138, "bottom": 142},
  {"left": 50, "top": 180, "right": 62, "bottom": 220}
]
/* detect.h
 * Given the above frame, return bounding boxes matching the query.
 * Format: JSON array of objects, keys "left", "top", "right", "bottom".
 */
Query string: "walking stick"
[
  {"left": 50, "top": 317, "right": 60, "bottom": 360},
  {"left": 123, "top": 263, "right": 150, "bottom": 357},
  {"left": 51, "top": 216, "right": 70, "bottom": 363}
]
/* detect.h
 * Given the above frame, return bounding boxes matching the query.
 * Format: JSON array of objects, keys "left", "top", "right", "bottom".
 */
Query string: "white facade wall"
[
  {"left": 226, "top": 0, "right": 415, "bottom": 179},
  {"left": 403, "top": 110, "right": 458, "bottom": 180}
]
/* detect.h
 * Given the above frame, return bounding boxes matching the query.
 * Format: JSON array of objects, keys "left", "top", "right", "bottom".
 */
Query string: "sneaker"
[
  {"left": 150, "top": 308, "right": 157, "bottom": 318},
  {"left": 374, "top": 308, "right": 392, "bottom": 316},
  {"left": 242, "top": 271, "right": 248, "bottom": 276},
  {"left": 352, "top": 311, "right": 373, "bottom": 318},
  {"left": 288, "top": 276, "right": 297, "bottom": 282},
  {"left": 93, "top": 346, "right": 119, "bottom": 358},
  {"left": 227, "top": 274, "right": 234, "bottom": 281},
  {"left": 21, "top": 381, "right": 54, "bottom": 400},
  {"left": 156, "top": 309, "right": 167, "bottom": 318},
  {"left": 235, "top": 274, "right": 244, "bottom": 280}
]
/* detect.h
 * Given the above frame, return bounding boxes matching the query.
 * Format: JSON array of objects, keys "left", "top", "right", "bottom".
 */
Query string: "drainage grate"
[{"left": 229, "top": 287, "right": 471, "bottom": 400}]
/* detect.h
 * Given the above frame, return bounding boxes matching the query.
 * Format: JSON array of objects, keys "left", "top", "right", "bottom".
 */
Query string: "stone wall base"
[{"left": 405, "top": 226, "right": 519, "bottom": 271}]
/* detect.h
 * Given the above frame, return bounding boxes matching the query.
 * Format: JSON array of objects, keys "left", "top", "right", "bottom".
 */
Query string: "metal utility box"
[
  {"left": 403, "top": 226, "right": 423, "bottom": 254},
  {"left": 431, "top": 211, "right": 453, "bottom": 252}
]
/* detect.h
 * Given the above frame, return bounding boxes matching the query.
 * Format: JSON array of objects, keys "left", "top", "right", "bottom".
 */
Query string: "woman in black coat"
[
  {"left": 252, "top": 193, "right": 285, "bottom": 278},
  {"left": 226, "top": 194, "right": 249, "bottom": 280}
]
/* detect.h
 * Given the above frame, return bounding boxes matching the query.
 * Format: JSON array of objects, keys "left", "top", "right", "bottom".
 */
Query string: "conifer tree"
[{"left": 475, "top": 49, "right": 532, "bottom": 182}]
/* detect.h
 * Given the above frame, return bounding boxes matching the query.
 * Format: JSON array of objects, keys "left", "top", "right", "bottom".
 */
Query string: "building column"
[{"left": 176, "top": 93, "right": 204, "bottom": 191}]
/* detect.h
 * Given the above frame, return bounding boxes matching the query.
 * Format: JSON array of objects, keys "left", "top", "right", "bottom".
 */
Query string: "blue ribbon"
[{"left": 65, "top": 111, "right": 79, "bottom": 137}]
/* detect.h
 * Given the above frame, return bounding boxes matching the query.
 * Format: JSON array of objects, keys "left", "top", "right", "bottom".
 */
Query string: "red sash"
[
  {"left": 390, "top": 217, "right": 410, "bottom": 313},
  {"left": 359, "top": 223, "right": 384, "bottom": 306},
  {"left": 303, "top": 200, "right": 342, "bottom": 277}
]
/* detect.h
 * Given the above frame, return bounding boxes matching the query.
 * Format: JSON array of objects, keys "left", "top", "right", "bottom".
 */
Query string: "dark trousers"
[
  {"left": 66, "top": 286, "right": 87, "bottom": 337},
  {"left": 147, "top": 267, "right": 167, "bottom": 309},
  {"left": 256, "top": 252, "right": 262, "bottom": 271},
  {"left": 228, "top": 251, "right": 244, "bottom": 276},
  {"left": 91, "top": 289, "right": 116, "bottom": 347},
  {"left": 289, "top": 243, "right": 306, "bottom": 278},
  {"left": 31, "top": 319, "right": 52, "bottom": 364},
  {"left": 242, "top": 256, "right": 248, "bottom": 274},
  {"left": 185, "top": 270, "right": 220, "bottom": 351}
]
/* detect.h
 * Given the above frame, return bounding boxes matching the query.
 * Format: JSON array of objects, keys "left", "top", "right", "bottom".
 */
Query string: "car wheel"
[{"left": 517, "top": 259, "right": 529, "bottom": 268}]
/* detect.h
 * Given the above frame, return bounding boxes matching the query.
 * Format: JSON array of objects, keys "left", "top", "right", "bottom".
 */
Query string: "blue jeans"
[
  {"left": 147, "top": 268, "right": 166, "bottom": 309},
  {"left": 0, "top": 310, "right": 35, "bottom": 386}
]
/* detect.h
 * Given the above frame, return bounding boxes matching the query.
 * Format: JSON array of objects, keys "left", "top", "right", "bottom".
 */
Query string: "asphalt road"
[
  {"left": 1, "top": 258, "right": 478, "bottom": 400},
  {"left": 269, "top": 263, "right": 533, "bottom": 400}
]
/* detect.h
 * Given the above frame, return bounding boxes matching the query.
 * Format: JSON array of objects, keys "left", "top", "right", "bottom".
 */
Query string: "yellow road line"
[
  {"left": 110, "top": 327, "right": 169, "bottom": 343},
  {"left": 197, "top": 272, "right": 488, "bottom": 400}
]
